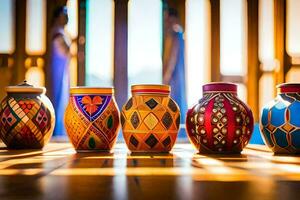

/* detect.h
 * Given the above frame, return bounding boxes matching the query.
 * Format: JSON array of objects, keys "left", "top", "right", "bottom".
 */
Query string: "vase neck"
[
  {"left": 277, "top": 83, "right": 300, "bottom": 94},
  {"left": 202, "top": 82, "right": 237, "bottom": 94},
  {"left": 131, "top": 84, "right": 170, "bottom": 96}
]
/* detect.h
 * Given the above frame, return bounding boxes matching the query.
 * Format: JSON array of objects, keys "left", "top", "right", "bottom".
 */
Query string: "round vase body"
[
  {"left": 0, "top": 81, "right": 55, "bottom": 149},
  {"left": 64, "top": 87, "right": 120, "bottom": 152},
  {"left": 186, "top": 83, "right": 254, "bottom": 154},
  {"left": 121, "top": 85, "right": 180, "bottom": 152},
  {"left": 260, "top": 83, "right": 300, "bottom": 154}
]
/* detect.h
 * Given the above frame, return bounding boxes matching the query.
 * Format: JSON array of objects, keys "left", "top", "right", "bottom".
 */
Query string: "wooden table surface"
[{"left": 0, "top": 142, "right": 300, "bottom": 200}]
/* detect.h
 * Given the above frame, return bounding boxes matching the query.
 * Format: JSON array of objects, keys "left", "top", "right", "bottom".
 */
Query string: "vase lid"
[
  {"left": 131, "top": 84, "right": 170, "bottom": 95},
  {"left": 70, "top": 87, "right": 114, "bottom": 95},
  {"left": 5, "top": 80, "right": 46, "bottom": 94},
  {"left": 203, "top": 82, "right": 237, "bottom": 93}
]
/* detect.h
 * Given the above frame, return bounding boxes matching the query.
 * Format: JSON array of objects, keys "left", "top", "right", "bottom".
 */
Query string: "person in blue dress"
[
  {"left": 49, "top": 6, "right": 71, "bottom": 136},
  {"left": 163, "top": 8, "right": 187, "bottom": 123}
]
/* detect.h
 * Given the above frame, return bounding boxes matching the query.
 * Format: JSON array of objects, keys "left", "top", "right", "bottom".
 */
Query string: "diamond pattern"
[
  {"left": 130, "top": 135, "right": 139, "bottom": 147},
  {"left": 162, "top": 112, "right": 173, "bottom": 130},
  {"left": 143, "top": 113, "right": 159, "bottom": 130},
  {"left": 176, "top": 116, "right": 180, "bottom": 129},
  {"left": 145, "top": 134, "right": 158, "bottom": 148},
  {"left": 281, "top": 122, "right": 295, "bottom": 132},
  {"left": 214, "top": 132, "right": 224, "bottom": 141},
  {"left": 125, "top": 98, "right": 133, "bottom": 110},
  {"left": 145, "top": 98, "right": 158, "bottom": 110},
  {"left": 121, "top": 114, "right": 126, "bottom": 127},
  {"left": 130, "top": 111, "right": 140, "bottom": 129},
  {"left": 162, "top": 136, "right": 171, "bottom": 147},
  {"left": 168, "top": 99, "right": 177, "bottom": 112}
]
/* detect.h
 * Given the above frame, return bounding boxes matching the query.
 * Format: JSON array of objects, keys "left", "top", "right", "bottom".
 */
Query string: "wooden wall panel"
[
  {"left": 247, "top": 0, "right": 259, "bottom": 121},
  {"left": 210, "top": 0, "right": 220, "bottom": 82}
]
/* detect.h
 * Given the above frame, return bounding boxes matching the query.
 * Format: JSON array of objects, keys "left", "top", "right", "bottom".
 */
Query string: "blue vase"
[{"left": 260, "top": 83, "right": 300, "bottom": 154}]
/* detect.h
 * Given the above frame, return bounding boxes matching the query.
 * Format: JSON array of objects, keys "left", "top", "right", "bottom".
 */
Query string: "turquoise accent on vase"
[{"left": 260, "top": 83, "right": 300, "bottom": 154}]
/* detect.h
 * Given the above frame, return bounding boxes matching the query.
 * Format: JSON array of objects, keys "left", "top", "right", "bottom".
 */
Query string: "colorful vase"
[
  {"left": 121, "top": 85, "right": 180, "bottom": 152},
  {"left": 186, "top": 83, "right": 254, "bottom": 154},
  {"left": 0, "top": 81, "right": 55, "bottom": 149},
  {"left": 64, "top": 87, "right": 120, "bottom": 152},
  {"left": 260, "top": 83, "right": 300, "bottom": 154}
]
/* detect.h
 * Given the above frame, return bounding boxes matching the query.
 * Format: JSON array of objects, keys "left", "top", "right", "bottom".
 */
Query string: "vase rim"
[
  {"left": 70, "top": 87, "right": 114, "bottom": 95},
  {"left": 203, "top": 82, "right": 237, "bottom": 93},
  {"left": 277, "top": 83, "right": 300, "bottom": 93},
  {"left": 131, "top": 84, "right": 170, "bottom": 95}
]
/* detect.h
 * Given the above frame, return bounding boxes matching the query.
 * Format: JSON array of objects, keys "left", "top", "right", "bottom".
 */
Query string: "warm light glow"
[
  {"left": 128, "top": 0, "right": 162, "bottom": 90},
  {"left": 0, "top": 0, "right": 14, "bottom": 53},
  {"left": 65, "top": 0, "right": 78, "bottom": 39},
  {"left": 185, "top": 0, "right": 211, "bottom": 107},
  {"left": 259, "top": 0, "right": 276, "bottom": 71},
  {"left": 220, "top": 0, "right": 247, "bottom": 76},
  {"left": 86, "top": 0, "right": 114, "bottom": 86},
  {"left": 286, "top": 67, "right": 300, "bottom": 83},
  {"left": 286, "top": 0, "right": 300, "bottom": 57},
  {"left": 69, "top": 57, "right": 78, "bottom": 87},
  {"left": 26, "top": 0, "right": 46, "bottom": 55},
  {"left": 259, "top": 73, "right": 275, "bottom": 110},
  {"left": 25, "top": 67, "right": 45, "bottom": 87},
  {"left": 237, "top": 83, "right": 247, "bottom": 103}
]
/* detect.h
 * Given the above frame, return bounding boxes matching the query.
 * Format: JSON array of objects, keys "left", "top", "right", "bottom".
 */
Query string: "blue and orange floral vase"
[
  {"left": 64, "top": 87, "right": 120, "bottom": 152},
  {"left": 260, "top": 83, "right": 300, "bottom": 154}
]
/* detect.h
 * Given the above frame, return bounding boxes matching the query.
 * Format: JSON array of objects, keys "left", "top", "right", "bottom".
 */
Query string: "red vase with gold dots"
[{"left": 185, "top": 83, "right": 254, "bottom": 154}]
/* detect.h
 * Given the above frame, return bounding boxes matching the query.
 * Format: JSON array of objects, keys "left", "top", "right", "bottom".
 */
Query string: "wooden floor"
[{"left": 0, "top": 142, "right": 300, "bottom": 200}]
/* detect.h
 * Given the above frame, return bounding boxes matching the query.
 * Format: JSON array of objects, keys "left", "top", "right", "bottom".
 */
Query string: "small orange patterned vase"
[
  {"left": 0, "top": 81, "right": 55, "bottom": 149},
  {"left": 121, "top": 85, "right": 180, "bottom": 152},
  {"left": 64, "top": 87, "right": 120, "bottom": 152}
]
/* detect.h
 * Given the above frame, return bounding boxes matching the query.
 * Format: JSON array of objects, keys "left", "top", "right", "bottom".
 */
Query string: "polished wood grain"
[{"left": 0, "top": 142, "right": 300, "bottom": 200}]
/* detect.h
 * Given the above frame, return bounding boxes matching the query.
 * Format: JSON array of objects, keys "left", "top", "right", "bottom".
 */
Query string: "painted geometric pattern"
[
  {"left": 64, "top": 95, "right": 120, "bottom": 151},
  {"left": 121, "top": 96, "right": 180, "bottom": 152},
  {"left": 260, "top": 93, "right": 300, "bottom": 153},
  {"left": 0, "top": 96, "right": 54, "bottom": 149},
  {"left": 186, "top": 92, "right": 253, "bottom": 153}
]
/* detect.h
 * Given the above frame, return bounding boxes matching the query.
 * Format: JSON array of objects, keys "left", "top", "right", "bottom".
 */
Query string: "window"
[
  {"left": 185, "top": 0, "right": 211, "bottom": 107},
  {"left": 85, "top": 0, "right": 114, "bottom": 86},
  {"left": 0, "top": 0, "right": 15, "bottom": 53},
  {"left": 258, "top": 0, "right": 276, "bottom": 109},
  {"left": 25, "top": 0, "right": 46, "bottom": 87},
  {"left": 66, "top": 0, "right": 79, "bottom": 87},
  {"left": 220, "top": 0, "right": 247, "bottom": 102},
  {"left": 128, "top": 0, "right": 162, "bottom": 91}
]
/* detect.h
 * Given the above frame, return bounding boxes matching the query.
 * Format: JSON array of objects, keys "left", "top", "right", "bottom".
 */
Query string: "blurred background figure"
[
  {"left": 49, "top": 6, "right": 71, "bottom": 136},
  {"left": 163, "top": 7, "right": 187, "bottom": 123}
]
